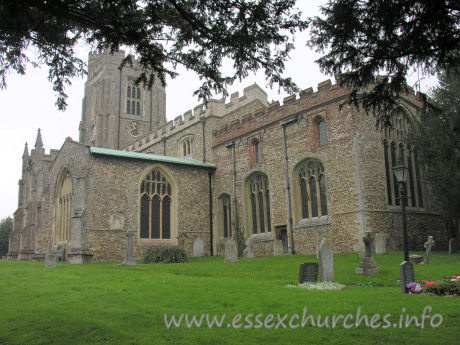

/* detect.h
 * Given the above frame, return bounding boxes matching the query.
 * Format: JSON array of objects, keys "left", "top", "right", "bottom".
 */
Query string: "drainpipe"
[
  {"left": 117, "top": 68, "right": 122, "bottom": 149},
  {"left": 208, "top": 170, "right": 213, "bottom": 255},
  {"left": 280, "top": 115, "right": 297, "bottom": 254},
  {"left": 201, "top": 119, "right": 206, "bottom": 162},
  {"left": 225, "top": 140, "right": 238, "bottom": 245}
]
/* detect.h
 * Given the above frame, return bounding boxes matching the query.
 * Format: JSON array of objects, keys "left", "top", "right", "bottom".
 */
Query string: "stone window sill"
[
  {"left": 387, "top": 205, "right": 427, "bottom": 213},
  {"left": 138, "top": 238, "right": 177, "bottom": 244}
]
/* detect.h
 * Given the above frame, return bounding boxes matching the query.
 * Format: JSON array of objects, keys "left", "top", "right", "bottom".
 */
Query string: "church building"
[{"left": 7, "top": 51, "right": 445, "bottom": 263}]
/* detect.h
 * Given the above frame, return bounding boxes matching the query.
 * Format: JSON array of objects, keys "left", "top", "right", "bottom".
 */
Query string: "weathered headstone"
[
  {"left": 224, "top": 239, "right": 238, "bottom": 263},
  {"left": 409, "top": 254, "right": 423, "bottom": 264},
  {"left": 298, "top": 262, "right": 319, "bottom": 284},
  {"left": 243, "top": 245, "right": 255, "bottom": 258},
  {"left": 243, "top": 237, "right": 255, "bottom": 258},
  {"left": 1, "top": 256, "right": 6, "bottom": 260},
  {"left": 193, "top": 237, "right": 204, "bottom": 257},
  {"left": 318, "top": 238, "right": 334, "bottom": 282},
  {"left": 356, "top": 232, "right": 380, "bottom": 275},
  {"left": 44, "top": 254, "right": 56, "bottom": 268},
  {"left": 273, "top": 240, "right": 284, "bottom": 256},
  {"left": 399, "top": 261, "right": 414, "bottom": 294},
  {"left": 122, "top": 229, "right": 136, "bottom": 265},
  {"left": 449, "top": 238, "right": 457, "bottom": 254},
  {"left": 424, "top": 236, "right": 435, "bottom": 264},
  {"left": 374, "top": 232, "right": 386, "bottom": 255},
  {"left": 55, "top": 247, "right": 65, "bottom": 262}
]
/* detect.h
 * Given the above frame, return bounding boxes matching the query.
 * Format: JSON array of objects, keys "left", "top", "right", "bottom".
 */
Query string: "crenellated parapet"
[
  {"left": 211, "top": 79, "right": 426, "bottom": 147},
  {"left": 124, "top": 84, "right": 268, "bottom": 152}
]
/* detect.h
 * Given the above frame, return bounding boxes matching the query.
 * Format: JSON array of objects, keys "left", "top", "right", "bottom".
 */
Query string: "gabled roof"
[{"left": 90, "top": 147, "right": 216, "bottom": 169}]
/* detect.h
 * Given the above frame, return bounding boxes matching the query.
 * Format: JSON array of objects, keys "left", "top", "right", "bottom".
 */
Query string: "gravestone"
[
  {"left": 224, "top": 239, "right": 238, "bottom": 263},
  {"left": 243, "top": 237, "right": 255, "bottom": 258},
  {"left": 409, "top": 254, "right": 423, "bottom": 264},
  {"left": 55, "top": 247, "right": 65, "bottom": 262},
  {"left": 44, "top": 254, "right": 56, "bottom": 268},
  {"left": 449, "top": 238, "right": 457, "bottom": 254},
  {"left": 1, "top": 256, "right": 6, "bottom": 260},
  {"left": 273, "top": 240, "right": 284, "bottom": 256},
  {"left": 298, "top": 262, "right": 319, "bottom": 284},
  {"left": 122, "top": 229, "right": 136, "bottom": 265},
  {"left": 243, "top": 245, "right": 255, "bottom": 258},
  {"left": 193, "top": 237, "right": 204, "bottom": 257},
  {"left": 424, "top": 236, "right": 435, "bottom": 264},
  {"left": 399, "top": 261, "right": 414, "bottom": 294},
  {"left": 318, "top": 238, "right": 334, "bottom": 282},
  {"left": 356, "top": 232, "right": 380, "bottom": 275},
  {"left": 374, "top": 233, "right": 386, "bottom": 255}
]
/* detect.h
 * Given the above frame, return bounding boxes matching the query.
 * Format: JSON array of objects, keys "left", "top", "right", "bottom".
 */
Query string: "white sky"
[{"left": 0, "top": 1, "right": 437, "bottom": 219}]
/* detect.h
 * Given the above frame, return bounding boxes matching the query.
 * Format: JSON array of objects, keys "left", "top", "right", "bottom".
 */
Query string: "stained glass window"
[
  {"left": 248, "top": 173, "right": 271, "bottom": 233},
  {"left": 139, "top": 168, "right": 172, "bottom": 239},
  {"left": 298, "top": 160, "right": 327, "bottom": 219},
  {"left": 382, "top": 112, "right": 424, "bottom": 208},
  {"left": 220, "top": 194, "right": 232, "bottom": 238}
]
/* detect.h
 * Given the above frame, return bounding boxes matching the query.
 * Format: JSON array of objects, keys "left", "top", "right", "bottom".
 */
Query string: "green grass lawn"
[{"left": 0, "top": 252, "right": 459, "bottom": 345}]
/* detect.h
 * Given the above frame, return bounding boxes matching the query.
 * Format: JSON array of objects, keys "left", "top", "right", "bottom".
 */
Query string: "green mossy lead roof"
[{"left": 90, "top": 147, "right": 216, "bottom": 169}]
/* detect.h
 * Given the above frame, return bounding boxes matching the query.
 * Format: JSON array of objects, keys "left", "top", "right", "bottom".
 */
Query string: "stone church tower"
[{"left": 79, "top": 51, "right": 166, "bottom": 149}]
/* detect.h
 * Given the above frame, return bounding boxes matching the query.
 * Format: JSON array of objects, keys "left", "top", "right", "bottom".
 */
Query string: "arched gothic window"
[
  {"left": 247, "top": 173, "right": 271, "bottom": 234},
  {"left": 178, "top": 136, "right": 194, "bottom": 158},
  {"left": 219, "top": 194, "right": 232, "bottom": 238},
  {"left": 297, "top": 160, "right": 328, "bottom": 219},
  {"left": 140, "top": 168, "right": 172, "bottom": 239},
  {"left": 126, "top": 81, "right": 141, "bottom": 115},
  {"left": 383, "top": 111, "right": 424, "bottom": 207},
  {"left": 55, "top": 170, "right": 72, "bottom": 243}
]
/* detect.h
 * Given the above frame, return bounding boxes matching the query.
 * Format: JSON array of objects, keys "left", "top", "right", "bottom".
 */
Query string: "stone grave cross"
[
  {"left": 424, "top": 236, "right": 435, "bottom": 264},
  {"left": 356, "top": 232, "right": 380, "bottom": 275},
  {"left": 123, "top": 229, "right": 136, "bottom": 265}
]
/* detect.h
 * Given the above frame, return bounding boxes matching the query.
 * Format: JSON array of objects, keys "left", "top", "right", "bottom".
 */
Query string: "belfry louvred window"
[
  {"left": 127, "top": 81, "right": 141, "bottom": 115},
  {"left": 140, "top": 169, "right": 172, "bottom": 239}
]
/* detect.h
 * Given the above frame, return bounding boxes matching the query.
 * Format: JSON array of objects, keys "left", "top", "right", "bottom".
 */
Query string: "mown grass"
[{"left": 0, "top": 251, "right": 458, "bottom": 345}]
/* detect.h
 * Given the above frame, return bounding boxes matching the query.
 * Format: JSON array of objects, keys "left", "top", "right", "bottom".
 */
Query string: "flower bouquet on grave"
[{"left": 406, "top": 282, "right": 423, "bottom": 294}]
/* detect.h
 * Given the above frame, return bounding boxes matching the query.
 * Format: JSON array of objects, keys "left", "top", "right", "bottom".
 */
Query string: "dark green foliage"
[
  {"left": 309, "top": 0, "right": 460, "bottom": 127},
  {"left": 142, "top": 245, "right": 187, "bottom": 264},
  {"left": 0, "top": 217, "right": 13, "bottom": 257},
  {"left": 409, "top": 68, "right": 460, "bottom": 239},
  {"left": 0, "top": 0, "right": 307, "bottom": 110}
]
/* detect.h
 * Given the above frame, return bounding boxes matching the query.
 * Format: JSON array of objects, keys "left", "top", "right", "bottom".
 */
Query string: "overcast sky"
[{"left": 0, "top": 1, "right": 437, "bottom": 220}]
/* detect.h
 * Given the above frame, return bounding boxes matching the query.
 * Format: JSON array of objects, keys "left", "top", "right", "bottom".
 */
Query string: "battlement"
[
  {"left": 123, "top": 77, "right": 425, "bottom": 151},
  {"left": 211, "top": 79, "right": 344, "bottom": 146},
  {"left": 210, "top": 78, "right": 426, "bottom": 147},
  {"left": 124, "top": 84, "right": 268, "bottom": 152},
  {"left": 87, "top": 50, "right": 146, "bottom": 81}
]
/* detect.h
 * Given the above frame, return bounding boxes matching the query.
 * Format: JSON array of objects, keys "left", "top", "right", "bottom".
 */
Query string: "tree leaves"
[
  {"left": 410, "top": 68, "right": 460, "bottom": 235},
  {"left": 0, "top": 0, "right": 307, "bottom": 110},
  {"left": 309, "top": 0, "right": 460, "bottom": 127}
]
